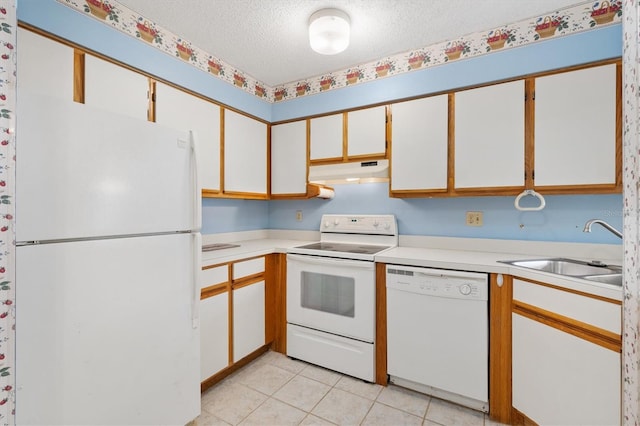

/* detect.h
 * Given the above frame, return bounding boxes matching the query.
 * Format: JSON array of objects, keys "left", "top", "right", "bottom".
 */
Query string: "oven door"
[{"left": 286, "top": 253, "right": 375, "bottom": 342}]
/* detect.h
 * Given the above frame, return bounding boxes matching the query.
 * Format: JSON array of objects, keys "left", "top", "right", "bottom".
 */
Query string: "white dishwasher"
[{"left": 386, "top": 264, "right": 489, "bottom": 412}]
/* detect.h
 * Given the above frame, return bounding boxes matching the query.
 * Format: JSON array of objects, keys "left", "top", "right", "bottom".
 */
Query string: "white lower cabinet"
[
  {"left": 512, "top": 278, "right": 621, "bottom": 425},
  {"left": 200, "top": 292, "right": 229, "bottom": 381},
  {"left": 233, "top": 281, "right": 265, "bottom": 362},
  {"left": 200, "top": 256, "right": 268, "bottom": 386}
]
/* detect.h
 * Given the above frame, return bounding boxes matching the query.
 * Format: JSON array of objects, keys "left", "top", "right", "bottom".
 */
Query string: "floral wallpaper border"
[
  {"left": 57, "top": 0, "right": 622, "bottom": 103},
  {"left": 0, "top": 1, "right": 14, "bottom": 424}
]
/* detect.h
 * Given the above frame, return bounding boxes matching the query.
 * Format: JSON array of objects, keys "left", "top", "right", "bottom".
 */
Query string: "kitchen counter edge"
[{"left": 201, "top": 238, "right": 623, "bottom": 301}]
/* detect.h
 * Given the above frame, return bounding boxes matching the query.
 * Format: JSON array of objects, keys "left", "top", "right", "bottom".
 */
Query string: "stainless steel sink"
[
  {"left": 500, "top": 257, "right": 622, "bottom": 286},
  {"left": 582, "top": 274, "right": 623, "bottom": 286}
]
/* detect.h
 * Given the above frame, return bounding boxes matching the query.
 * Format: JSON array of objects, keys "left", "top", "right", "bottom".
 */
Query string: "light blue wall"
[
  {"left": 201, "top": 198, "right": 268, "bottom": 235},
  {"left": 16, "top": 0, "right": 624, "bottom": 244},
  {"left": 269, "top": 183, "right": 623, "bottom": 245}
]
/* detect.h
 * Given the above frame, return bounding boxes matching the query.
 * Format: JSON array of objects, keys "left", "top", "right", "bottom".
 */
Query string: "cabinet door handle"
[{"left": 514, "top": 189, "right": 546, "bottom": 211}]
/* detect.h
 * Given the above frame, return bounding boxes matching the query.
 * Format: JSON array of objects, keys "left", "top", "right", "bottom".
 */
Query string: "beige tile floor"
[{"left": 198, "top": 351, "right": 506, "bottom": 426}]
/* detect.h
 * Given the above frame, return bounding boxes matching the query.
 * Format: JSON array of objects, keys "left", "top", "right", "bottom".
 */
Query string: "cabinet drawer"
[
  {"left": 232, "top": 257, "right": 265, "bottom": 280},
  {"left": 201, "top": 265, "right": 229, "bottom": 290},
  {"left": 513, "top": 279, "right": 621, "bottom": 334}
]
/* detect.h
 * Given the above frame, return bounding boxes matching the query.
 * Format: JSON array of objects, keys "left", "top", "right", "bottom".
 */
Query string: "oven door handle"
[{"left": 287, "top": 253, "right": 375, "bottom": 269}]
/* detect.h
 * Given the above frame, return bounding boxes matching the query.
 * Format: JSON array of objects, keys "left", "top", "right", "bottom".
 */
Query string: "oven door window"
[{"left": 301, "top": 271, "right": 355, "bottom": 317}]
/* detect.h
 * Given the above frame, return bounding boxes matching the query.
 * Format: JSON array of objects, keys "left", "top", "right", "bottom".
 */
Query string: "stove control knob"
[
  {"left": 324, "top": 221, "right": 330, "bottom": 228},
  {"left": 459, "top": 284, "right": 472, "bottom": 296},
  {"left": 334, "top": 219, "right": 340, "bottom": 226},
  {"left": 373, "top": 221, "right": 379, "bottom": 227},
  {"left": 383, "top": 222, "right": 391, "bottom": 230}
]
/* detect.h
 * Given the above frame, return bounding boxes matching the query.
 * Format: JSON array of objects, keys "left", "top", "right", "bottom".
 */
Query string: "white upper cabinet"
[
  {"left": 310, "top": 113, "right": 343, "bottom": 161},
  {"left": 271, "top": 121, "right": 307, "bottom": 195},
  {"left": 84, "top": 55, "right": 149, "bottom": 121},
  {"left": 18, "top": 28, "right": 74, "bottom": 100},
  {"left": 224, "top": 109, "right": 268, "bottom": 195},
  {"left": 534, "top": 64, "right": 617, "bottom": 187},
  {"left": 347, "top": 106, "right": 387, "bottom": 158},
  {"left": 155, "top": 83, "right": 221, "bottom": 192},
  {"left": 454, "top": 80, "right": 525, "bottom": 189},
  {"left": 391, "top": 95, "right": 449, "bottom": 192}
]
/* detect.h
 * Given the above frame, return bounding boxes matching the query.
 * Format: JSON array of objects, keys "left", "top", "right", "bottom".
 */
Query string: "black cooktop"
[{"left": 295, "top": 242, "right": 391, "bottom": 255}]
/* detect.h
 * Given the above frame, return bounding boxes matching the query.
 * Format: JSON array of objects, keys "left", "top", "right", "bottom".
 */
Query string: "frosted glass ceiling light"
[{"left": 309, "top": 8, "right": 350, "bottom": 55}]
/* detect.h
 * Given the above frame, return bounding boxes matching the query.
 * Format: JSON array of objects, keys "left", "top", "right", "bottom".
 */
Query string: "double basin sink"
[{"left": 500, "top": 258, "right": 622, "bottom": 286}]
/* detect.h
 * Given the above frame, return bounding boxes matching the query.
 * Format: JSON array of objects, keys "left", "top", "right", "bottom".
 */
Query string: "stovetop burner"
[{"left": 294, "top": 242, "right": 391, "bottom": 255}]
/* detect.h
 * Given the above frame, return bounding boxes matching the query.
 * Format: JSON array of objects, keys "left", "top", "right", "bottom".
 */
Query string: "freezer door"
[
  {"left": 16, "top": 233, "right": 200, "bottom": 425},
  {"left": 16, "top": 91, "right": 199, "bottom": 242}
]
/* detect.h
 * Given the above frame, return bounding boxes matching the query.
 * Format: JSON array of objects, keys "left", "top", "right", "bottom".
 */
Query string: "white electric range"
[{"left": 286, "top": 214, "right": 398, "bottom": 382}]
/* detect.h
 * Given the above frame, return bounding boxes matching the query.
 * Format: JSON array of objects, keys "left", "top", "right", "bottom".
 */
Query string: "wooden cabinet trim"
[
  {"left": 232, "top": 273, "right": 265, "bottom": 290},
  {"left": 447, "top": 93, "right": 455, "bottom": 191},
  {"left": 266, "top": 254, "right": 286, "bottom": 353},
  {"left": 266, "top": 124, "right": 272, "bottom": 196},
  {"left": 220, "top": 107, "right": 226, "bottom": 192},
  {"left": 514, "top": 276, "right": 621, "bottom": 305},
  {"left": 615, "top": 62, "right": 623, "bottom": 190},
  {"left": 342, "top": 112, "right": 348, "bottom": 161},
  {"left": 73, "top": 49, "right": 85, "bottom": 104},
  {"left": 524, "top": 78, "right": 535, "bottom": 189},
  {"left": 375, "top": 262, "right": 388, "bottom": 385},
  {"left": 201, "top": 282, "right": 229, "bottom": 300},
  {"left": 489, "top": 274, "right": 512, "bottom": 424},
  {"left": 147, "top": 78, "right": 156, "bottom": 122},
  {"left": 512, "top": 299, "right": 621, "bottom": 352},
  {"left": 219, "top": 191, "right": 269, "bottom": 200},
  {"left": 511, "top": 407, "right": 540, "bottom": 426}
]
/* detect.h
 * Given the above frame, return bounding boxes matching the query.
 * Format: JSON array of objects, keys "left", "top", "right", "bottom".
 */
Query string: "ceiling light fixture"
[{"left": 308, "top": 8, "right": 350, "bottom": 55}]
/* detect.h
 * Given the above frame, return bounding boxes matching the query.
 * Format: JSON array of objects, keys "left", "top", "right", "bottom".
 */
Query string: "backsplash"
[
  {"left": 56, "top": 0, "right": 621, "bottom": 103},
  {"left": 202, "top": 183, "right": 624, "bottom": 245}
]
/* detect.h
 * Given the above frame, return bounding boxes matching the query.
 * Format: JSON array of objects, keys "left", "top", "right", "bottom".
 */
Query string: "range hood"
[{"left": 309, "top": 159, "right": 389, "bottom": 183}]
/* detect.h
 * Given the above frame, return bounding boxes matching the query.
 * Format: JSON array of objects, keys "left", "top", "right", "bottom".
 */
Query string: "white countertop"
[
  {"left": 201, "top": 238, "right": 312, "bottom": 266},
  {"left": 200, "top": 231, "right": 623, "bottom": 301},
  {"left": 377, "top": 246, "right": 623, "bottom": 301}
]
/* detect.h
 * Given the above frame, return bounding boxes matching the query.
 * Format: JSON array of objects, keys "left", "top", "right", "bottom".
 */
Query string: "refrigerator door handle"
[
  {"left": 189, "top": 130, "right": 202, "bottom": 231},
  {"left": 192, "top": 232, "right": 202, "bottom": 329}
]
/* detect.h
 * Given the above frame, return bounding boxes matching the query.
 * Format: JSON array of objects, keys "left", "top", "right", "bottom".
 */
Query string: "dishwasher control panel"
[{"left": 386, "top": 265, "right": 488, "bottom": 301}]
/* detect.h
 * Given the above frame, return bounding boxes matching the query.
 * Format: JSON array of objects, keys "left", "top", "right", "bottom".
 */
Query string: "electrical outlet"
[
  {"left": 466, "top": 211, "right": 483, "bottom": 226},
  {"left": 296, "top": 210, "right": 303, "bottom": 221}
]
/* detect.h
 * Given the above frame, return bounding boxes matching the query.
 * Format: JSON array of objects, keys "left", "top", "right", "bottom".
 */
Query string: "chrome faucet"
[{"left": 583, "top": 219, "right": 623, "bottom": 239}]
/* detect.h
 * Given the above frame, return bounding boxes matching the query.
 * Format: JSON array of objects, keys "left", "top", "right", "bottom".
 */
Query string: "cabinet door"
[
  {"left": 512, "top": 278, "right": 621, "bottom": 425},
  {"left": 534, "top": 64, "right": 617, "bottom": 187},
  {"left": 310, "top": 113, "right": 343, "bottom": 161},
  {"left": 200, "top": 292, "right": 229, "bottom": 381},
  {"left": 347, "top": 106, "right": 386, "bottom": 158},
  {"left": 454, "top": 80, "right": 525, "bottom": 189},
  {"left": 391, "top": 95, "right": 448, "bottom": 191},
  {"left": 233, "top": 282, "right": 265, "bottom": 362},
  {"left": 84, "top": 55, "right": 149, "bottom": 121},
  {"left": 512, "top": 314, "right": 620, "bottom": 425},
  {"left": 155, "top": 83, "right": 221, "bottom": 192},
  {"left": 224, "top": 110, "right": 267, "bottom": 195},
  {"left": 17, "top": 28, "right": 74, "bottom": 100},
  {"left": 271, "top": 121, "right": 307, "bottom": 195}
]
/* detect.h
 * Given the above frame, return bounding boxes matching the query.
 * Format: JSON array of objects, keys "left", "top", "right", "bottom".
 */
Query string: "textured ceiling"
[{"left": 116, "top": 0, "right": 584, "bottom": 86}]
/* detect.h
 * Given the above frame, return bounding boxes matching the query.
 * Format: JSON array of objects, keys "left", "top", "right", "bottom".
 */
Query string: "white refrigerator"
[{"left": 15, "top": 92, "right": 202, "bottom": 425}]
